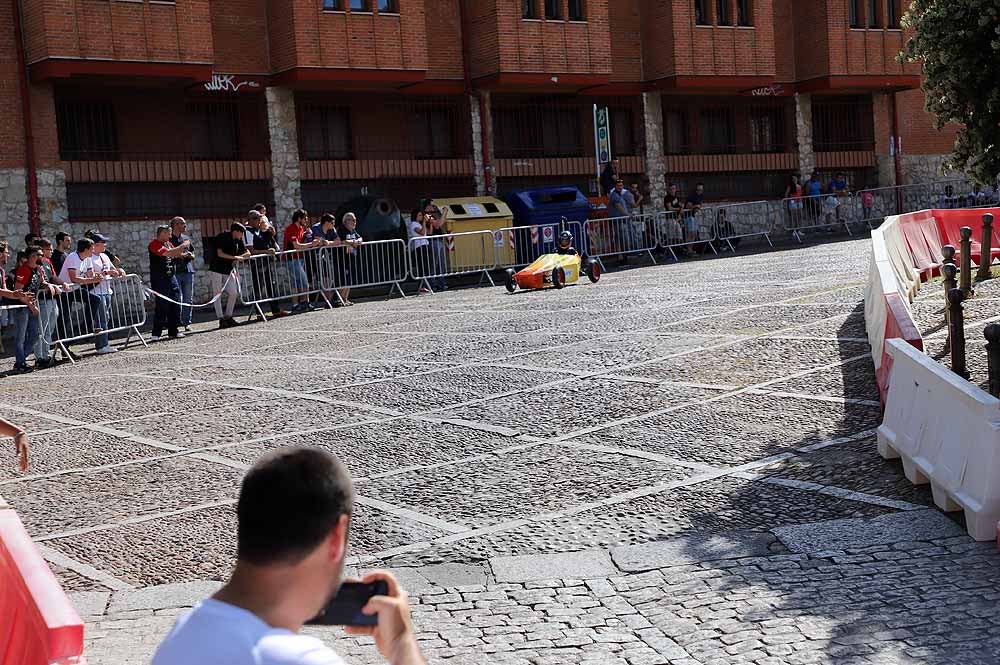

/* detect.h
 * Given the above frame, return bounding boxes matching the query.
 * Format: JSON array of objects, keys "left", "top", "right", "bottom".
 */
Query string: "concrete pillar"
[
  {"left": 641, "top": 92, "right": 667, "bottom": 213},
  {"left": 794, "top": 93, "right": 815, "bottom": 180},
  {"left": 265, "top": 87, "right": 302, "bottom": 225},
  {"left": 872, "top": 92, "right": 896, "bottom": 188},
  {"left": 470, "top": 93, "right": 486, "bottom": 196}
]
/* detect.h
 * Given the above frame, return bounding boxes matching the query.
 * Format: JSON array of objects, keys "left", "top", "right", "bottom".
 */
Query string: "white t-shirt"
[
  {"left": 408, "top": 221, "right": 428, "bottom": 249},
  {"left": 58, "top": 252, "right": 83, "bottom": 284},
  {"left": 153, "top": 599, "right": 347, "bottom": 665},
  {"left": 80, "top": 253, "right": 114, "bottom": 296}
]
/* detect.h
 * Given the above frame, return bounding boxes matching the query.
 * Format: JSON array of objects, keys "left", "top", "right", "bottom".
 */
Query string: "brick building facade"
[{"left": 0, "top": 0, "right": 960, "bottom": 277}]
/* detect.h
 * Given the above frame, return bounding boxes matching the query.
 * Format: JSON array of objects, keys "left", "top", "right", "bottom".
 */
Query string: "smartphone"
[{"left": 305, "top": 580, "right": 388, "bottom": 626}]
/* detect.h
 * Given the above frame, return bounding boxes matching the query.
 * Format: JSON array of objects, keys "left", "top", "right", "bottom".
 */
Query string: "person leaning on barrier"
[
  {"left": 0, "top": 416, "right": 29, "bottom": 473},
  {"left": 33, "top": 238, "right": 70, "bottom": 368},
  {"left": 58, "top": 238, "right": 103, "bottom": 353},
  {"left": 0, "top": 241, "right": 36, "bottom": 357},
  {"left": 422, "top": 202, "right": 448, "bottom": 292},
  {"left": 149, "top": 225, "right": 190, "bottom": 342},
  {"left": 170, "top": 217, "right": 196, "bottom": 333},
  {"left": 85, "top": 229, "right": 124, "bottom": 271},
  {"left": 11, "top": 247, "right": 48, "bottom": 373},
  {"left": 211, "top": 222, "right": 251, "bottom": 330},
  {"left": 81, "top": 233, "right": 124, "bottom": 355},
  {"left": 312, "top": 213, "right": 343, "bottom": 308},
  {"left": 336, "top": 212, "right": 363, "bottom": 306},
  {"left": 246, "top": 210, "right": 291, "bottom": 320},
  {"left": 408, "top": 209, "right": 431, "bottom": 295},
  {"left": 152, "top": 447, "right": 427, "bottom": 665},
  {"left": 284, "top": 209, "right": 324, "bottom": 313}
]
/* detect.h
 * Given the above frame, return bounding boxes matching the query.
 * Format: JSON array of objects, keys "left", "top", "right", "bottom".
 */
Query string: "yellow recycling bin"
[{"left": 434, "top": 197, "right": 515, "bottom": 271}]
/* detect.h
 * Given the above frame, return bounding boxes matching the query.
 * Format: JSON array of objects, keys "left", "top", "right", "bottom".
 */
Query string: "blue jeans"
[
  {"left": 35, "top": 299, "right": 59, "bottom": 361},
  {"left": 175, "top": 271, "right": 194, "bottom": 326},
  {"left": 93, "top": 293, "right": 112, "bottom": 350},
  {"left": 12, "top": 308, "right": 40, "bottom": 366},
  {"left": 287, "top": 258, "right": 309, "bottom": 291},
  {"left": 430, "top": 238, "right": 447, "bottom": 290}
]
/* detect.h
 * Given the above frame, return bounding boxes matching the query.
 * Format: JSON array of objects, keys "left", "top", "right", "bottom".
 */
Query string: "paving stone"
[
  {"left": 773, "top": 509, "right": 968, "bottom": 554},
  {"left": 107, "top": 581, "right": 222, "bottom": 614},
  {"left": 491, "top": 552, "right": 617, "bottom": 583},
  {"left": 68, "top": 591, "right": 111, "bottom": 617},
  {"left": 611, "top": 531, "right": 778, "bottom": 572}
]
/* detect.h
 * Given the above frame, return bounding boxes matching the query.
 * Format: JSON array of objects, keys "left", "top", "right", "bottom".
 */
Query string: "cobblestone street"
[{"left": 3, "top": 238, "right": 999, "bottom": 664}]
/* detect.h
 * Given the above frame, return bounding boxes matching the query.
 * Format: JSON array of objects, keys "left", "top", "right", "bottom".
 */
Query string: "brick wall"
[
  {"left": 897, "top": 89, "right": 956, "bottom": 156},
  {"left": 0, "top": 0, "right": 25, "bottom": 169}
]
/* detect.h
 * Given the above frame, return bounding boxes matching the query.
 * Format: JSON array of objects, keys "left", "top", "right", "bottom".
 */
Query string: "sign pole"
[{"left": 594, "top": 105, "right": 612, "bottom": 195}]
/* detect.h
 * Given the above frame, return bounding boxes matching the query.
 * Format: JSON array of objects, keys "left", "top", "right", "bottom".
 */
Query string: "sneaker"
[
  {"left": 219, "top": 318, "right": 231, "bottom": 329},
  {"left": 150, "top": 336, "right": 163, "bottom": 342},
  {"left": 419, "top": 287, "right": 431, "bottom": 294},
  {"left": 12, "top": 364, "right": 28, "bottom": 374},
  {"left": 96, "top": 346, "right": 117, "bottom": 355},
  {"left": 225, "top": 317, "right": 242, "bottom": 327},
  {"left": 170, "top": 332, "right": 186, "bottom": 339},
  {"left": 184, "top": 325, "right": 192, "bottom": 332}
]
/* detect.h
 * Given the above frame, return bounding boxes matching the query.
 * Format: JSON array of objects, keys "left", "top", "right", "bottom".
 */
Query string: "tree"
[{"left": 901, "top": 0, "right": 1000, "bottom": 184}]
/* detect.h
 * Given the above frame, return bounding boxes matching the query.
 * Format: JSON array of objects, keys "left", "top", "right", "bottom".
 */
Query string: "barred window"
[
  {"left": 299, "top": 106, "right": 353, "bottom": 160},
  {"left": 190, "top": 102, "right": 240, "bottom": 160},
  {"left": 56, "top": 100, "right": 118, "bottom": 160},
  {"left": 699, "top": 108, "right": 736, "bottom": 154},
  {"left": 413, "top": 109, "right": 455, "bottom": 158}
]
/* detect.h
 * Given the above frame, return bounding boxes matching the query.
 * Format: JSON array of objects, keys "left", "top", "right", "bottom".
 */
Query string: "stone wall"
[
  {"left": 641, "top": 92, "right": 667, "bottom": 213},
  {"left": 266, "top": 87, "right": 303, "bottom": 224},
  {"left": 0, "top": 169, "right": 29, "bottom": 243},
  {"left": 794, "top": 93, "right": 814, "bottom": 179},
  {"left": 900, "top": 154, "right": 965, "bottom": 185}
]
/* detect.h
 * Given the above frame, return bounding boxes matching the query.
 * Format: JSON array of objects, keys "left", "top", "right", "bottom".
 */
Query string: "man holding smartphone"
[{"left": 153, "top": 447, "right": 426, "bottom": 665}]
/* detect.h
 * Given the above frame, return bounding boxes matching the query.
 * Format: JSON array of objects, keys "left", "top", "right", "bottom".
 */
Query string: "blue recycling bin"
[{"left": 504, "top": 187, "right": 591, "bottom": 263}]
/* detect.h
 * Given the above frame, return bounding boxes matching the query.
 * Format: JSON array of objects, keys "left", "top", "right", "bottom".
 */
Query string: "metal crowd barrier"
[
  {"left": 491, "top": 221, "right": 585, "bottom": 270},
  {"left": 408, "top": 230, "right": 497, "bottom": 291},
  {"left": 585, "top": 213, "right": 659, "bottom": 267},
  {"left": 51, "top": 274, "right": 148, "bottom": 361},
  {"left": 656, "top": 209, "right": 718, "bottom": 257},
  {"left": 237, "top": 245, "right": 334, "bottom": 318},
  {"left": 323, "top": 239, "right": 408, "bottom": 297},
  {"left": 779, "top": 192, "right": 857, "bottom": 240},
  {"left": 710, "top": 200, "right": 775, "bottom": 251}
]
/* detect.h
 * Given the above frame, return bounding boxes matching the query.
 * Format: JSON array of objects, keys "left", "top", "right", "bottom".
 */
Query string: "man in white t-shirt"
[
  {"left": 78, "top": 233, "right": 123, "bottom": 353},
  {"left": 153, "top": 448, "right": 426, "bottom": 665}
]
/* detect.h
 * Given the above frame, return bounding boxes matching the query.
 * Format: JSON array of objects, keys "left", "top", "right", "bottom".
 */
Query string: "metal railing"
[
  {"left": 492, "top": 221, "right": 586, "bottom": 270},
  {"left": 50, "top": 274, "right": 148, "bottom": 361},
  {"left": 779, "top": 192, "right": 857, "bottom": 240},
  {"left": 710, "top": 200, "right": 774, "bottom": 251},
  {"left": 236, "top": 246, "right": 336, "bottom": 319},
  {"left": 408, "top": 230, "right": 497, "bottom": 291},
  {"left": 584, "top": 214, "right": 660, "bottom": 266},
  {"left": 323, "top": 239, "right": 408, "bottom": 298},
  {"left": 656, "top": 209, "right": 718, "bottom": 257}
]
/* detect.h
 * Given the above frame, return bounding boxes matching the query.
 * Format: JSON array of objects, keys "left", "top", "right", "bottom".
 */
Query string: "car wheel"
[
  {"left": 551, "top": 267, "right": 565, "bottom": 289},
  {"left": 585, "top": 259, "right": 601, "bottom": 283},
  {"left": 505, "top": 268, "right": 517, "bottom": 293}
]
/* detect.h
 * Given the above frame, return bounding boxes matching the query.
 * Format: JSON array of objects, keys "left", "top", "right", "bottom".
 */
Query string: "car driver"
[{"left": 556, "top": 230, "right": 578, "bottom": 256}]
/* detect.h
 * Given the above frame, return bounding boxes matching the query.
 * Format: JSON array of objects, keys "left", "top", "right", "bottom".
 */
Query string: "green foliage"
[{"left": 901, "top": 0, "right": 1000, "bottom": 184}]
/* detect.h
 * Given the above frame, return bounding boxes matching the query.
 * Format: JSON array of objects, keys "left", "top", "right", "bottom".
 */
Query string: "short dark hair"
[
  {"left": 25, "top": 246, "right": 41, "bottom": 259},
  {"left": 230, "top": 222, "right": 247, "bottom": 234},
  {"left": 320, "top": 213, "right": 335, "bottom": 225},
  {"left": 696, "top": 181, "right": 705, "bottom": 187},
  {"left": 237, "top": 448, "right": 354, "bottom": 566},
  {"left": 55, "top": 232, "right": 70, "bottom": 243},
  {"left": 76, "top": 238, "right": 94, "bottom": 253},
  {"left": 292, "top": 209, "right": 308, "bottom": 223},
  {"left": 36, "top": 238, "right": 52, "bottom": 249},
  {"left": 252, "top": 203, "right": 267, "bottom": 213},
  {"left": 156, "top": 224, "right": 171, "bottom": 236},
  {"left": 24, "top": 233, "right": 39, "bottom": 245}
]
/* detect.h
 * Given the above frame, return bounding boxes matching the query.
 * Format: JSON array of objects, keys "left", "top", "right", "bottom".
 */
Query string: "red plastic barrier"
[
  {"left": 898, "top": 210, "right": 941, "bottom": 280},
  {"left": 876, "top": 291, "right": 925, "bottom": 405},
  {"left": 932, "top": 208, "right": 1000, "bottom": 264},
  {"left": 0, "top": 508, "right": 84, "bottom": 665}
]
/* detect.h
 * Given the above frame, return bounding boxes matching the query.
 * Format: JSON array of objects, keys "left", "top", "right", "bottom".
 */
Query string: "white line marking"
[{"left": 34, "top": 542, "right": 135, "bottom": 591}]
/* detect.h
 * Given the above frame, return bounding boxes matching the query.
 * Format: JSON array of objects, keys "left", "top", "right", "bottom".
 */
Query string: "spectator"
[
  {"left": 12, "top": 247, "right": 46, "bottom": 373},
  {"left": 80, "top": 233, "right": 123, "bottom": 355},
  {"left": 58, "top": 238, "right": 103, "bottom": 349},
  {"left": 33, "top": 238, "right": 68, "bottom": 368},
  {"left": 311, "top": 213, "right": 343, "bottom": 307},
  {"left": 859, "top": 187, "right": 875, "bottom": 226},
  {"left": 23, "top": 233, "right": 41, "bottom": 249},
  {"left": 713, "top": 208, "right": 740, "bottom": 253},
  {"left": 0, "top": 416, "right": 29, "bottom": 472},
  {"left": 940, "top": 184, "right": 957, "bottom": 209},
  {"left": 85, "top": 229, "right": 124, "bottom": 271},
  {"left": 408, "top": 209, "right": 431, "bottom": 294},
  {"left": 0, "top": 241, "right": 35, "bottom": 353},
  {"left": 337, "top": 212, "right": 363, "bottom": 306},
  {"left": 784, "top": 175, "right": 805, "bottom": 240},
  {"left": 422, "top": 202, "right": 447, "bottom": 292},
  {"left": 148, "top": 225, "right": 188, "bottom": 342},
  {"left": 600, "top": 158, "right": 621, "bottom": 196},
  {"left": 252, "top": 203, "right": 271, "bottom": 232},
  {"left": 51, "top": 232, "right": 72, "bottom": 275},
  {"left": 170, "top": 217, "right": 196, "bottom": 332},
  {"left": 246, "top": 211, "right": 291, "bottom": 320},
  {"left": 609, "top": 179, "right": 638, "bottom": 252},
  {"left": 629, "top": 183, "right": 645, "bottom": 213},
  {"left": 658, "top": 183, "right": 684, "bottom": 252},
  {"left": 804, "top": 173, "right": 823, "bottom": 220},
  {"left": 683, "top": 182, "right": 706, "bottom": 251},
  {"left": 283, "top": 209, "right": 323, "bottom": 313},
  {"left": 210, "top": 223, "right": 251, "bottom": 329},
  {"left": 152, "top": 448, "right": 426, "bottom": 665}
]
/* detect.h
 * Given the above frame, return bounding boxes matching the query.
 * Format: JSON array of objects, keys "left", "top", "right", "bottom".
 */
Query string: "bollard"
[
  {"left": 985, "top": 324, "right": 1000, "bottom": 397},
  {"left": 942, "top": 244, "right": 957, "bottom": 267},
  {"left": 943, "top": 263, "right": 958, "bottom": 352},
  {"left": 960, "top": 226, "right": 975, "bottom": 297},
  {"left": 948, "top": 287, "right": 969, "bottom": 379},
  {"left": 977, "top": 213, "right": 995, "bottom": 281}
]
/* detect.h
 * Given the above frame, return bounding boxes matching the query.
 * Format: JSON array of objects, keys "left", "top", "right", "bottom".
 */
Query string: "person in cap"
[{"left": 80, "top": 232, "right": 124, "bottom": 354}]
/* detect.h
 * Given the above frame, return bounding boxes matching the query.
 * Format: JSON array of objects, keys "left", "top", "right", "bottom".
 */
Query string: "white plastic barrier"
[
  {"left": 877, "top": 338, "right": 1000, "bottom": 541},
  {"left": 879, "top": 215, "right": 922, "bottom": 301}
]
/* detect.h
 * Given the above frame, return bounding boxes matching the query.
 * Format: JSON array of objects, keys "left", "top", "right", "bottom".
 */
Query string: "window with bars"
[
  {"left": 56, "top": 100, "right": 118, "bottom": 160},
  {"left": 568, "top": 0, "right": 584, "bottom": 20},
  {"left": 716, "top": 0, "right": 730, "bottom": 25},
  {"left": 868, "top": 0, "right": 879, "bottom": 27},
  {"left": 812, "top": 96, "right": 875, "bottom": 152},
  {"left": 299, "top": 106, "right": 353, "bottom": 160},
  {"left": 699, "top": 108, "right": 736, "bottom": 153},
  {"left": 663, "top": 109, "right": 688, "bottom": 154},
  {"left": 849, "top": 0, "right": 862, "bottom": 27},
  {"left": 748, "top": 107, "right": 785, "bottom": 153},
  {"left": 694, "top": 0, "right": 708, "bottom": 25},
  {"left": 493, "top": 106, "right": 584, "bottom": 158},
  {"left": 544, "top": 0, "right": 560, "bottom": 19},
  {"left": 412, "top": 109, "right": 456, "bottom": 158},
  {"left": 886, "top": 0, "right": 899, "bottom": 27},
  {"left": 522, "top": 0, "right": 537, "bottom": 19},
  {"left": 190, "top": 103, "right": 241, "bottom": 160},
  {"left": 609, "top": 107, "right": 636, "bottom": 155},
  {"left": 737, "top": 0, "right": 752, "bottom": 26}
]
